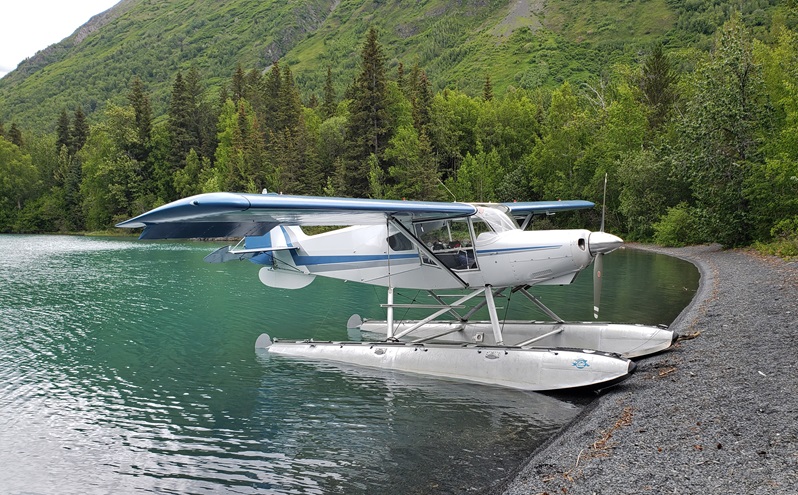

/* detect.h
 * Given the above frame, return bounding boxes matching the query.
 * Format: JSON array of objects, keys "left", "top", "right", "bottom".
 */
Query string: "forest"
[{"left": 1, "top": 11, "right": 797, "bottom": 256}]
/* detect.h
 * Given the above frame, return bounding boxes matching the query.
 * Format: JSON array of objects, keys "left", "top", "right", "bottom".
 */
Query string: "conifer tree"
[
  {"left": 407, "top": 63, "right": 421, "bottom": 101},
  {"left": 342, "top": 27, "right": 391, "bottom": 197},
  {"left": 483, "top": 74, "right": 494, "bottom": 101},
  {"left": 167, "top": 71, "right": 204, "bottom": 170},
  {"left": 232, "top": 64, "right": 246, "bottom": 103},
  {"left": 128, "top": 76, "right": 152, "bottom": 163},
  {"left": 56, "top": 109, "right": 71, "bottom": 154},
  {"left": 163, "top": 71, "right": 194, "bottom": 200},
  {"left": 413, "top": 70, "right": 433, "bottom": 135},
  {"left": 70, "top": 108, "right": 88, "bottom": 155},
  {"left": 263, "top": 61, "right": 282, "bottom": 135},
  {"left": 322, "top": 67, "right": 336, "bottom": 118},
  {"left": 639, "top": 43, "right": 679, "bottom": 130},
  {"left": 184, "top": 67, "right": 217, "bottom": 162},
  {"left": 277, "top": 66, "right": 302, "bottom": 132},
  {"left": 8, "top": 123, "right": 23, "bottom": 148},
  {"left": 396, "top": 62, "right": 405, "bottom": 92},
  {"left": 245, "top": 68, "right": 267, "bottom": 123}
]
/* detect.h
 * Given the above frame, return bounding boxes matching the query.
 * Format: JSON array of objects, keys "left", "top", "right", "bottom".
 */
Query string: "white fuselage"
[{"left": 252, "top": 205, "right": 611, "bottom": 291}]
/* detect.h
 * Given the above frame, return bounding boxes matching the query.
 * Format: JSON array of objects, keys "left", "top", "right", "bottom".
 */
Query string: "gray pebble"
[{"left": 498, "top": 245, "right": 798, "bottom": 495}]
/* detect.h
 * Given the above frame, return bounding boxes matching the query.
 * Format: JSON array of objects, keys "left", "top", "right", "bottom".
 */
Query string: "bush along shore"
[{"left": 499, "top": 244, "right": 798, "bottom": 495}]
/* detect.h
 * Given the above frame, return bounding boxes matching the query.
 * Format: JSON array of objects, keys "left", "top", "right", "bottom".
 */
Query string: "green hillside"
[{"left": 0, "top": 0, "right": 780, "bottom": 132}]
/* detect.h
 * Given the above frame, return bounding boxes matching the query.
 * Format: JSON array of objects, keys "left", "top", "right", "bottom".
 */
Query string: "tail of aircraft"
[{"left": 248, "top": 226, "right": 316, "bottom": 289}]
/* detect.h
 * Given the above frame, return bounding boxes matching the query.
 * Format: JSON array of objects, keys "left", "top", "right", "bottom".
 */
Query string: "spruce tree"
[
  {"left": 277, "top": 65, "right": 302, "bottom": 132},
  {"left": 168, "top": 72, "right": 199, "bottom": 167},
  {"left": 70, "top": 108, "right": 88, "bottom": 155},
  {"left": 263, "top": 61, "right": 282, "bottom": 135},
  {"left": 396, "top": 62, "right": 405, "bottom": 92},
  {"left": 245, "top": 68, "right": 267, "bottom": 126},
  {"left": 164, "top": 71, "right": 194, "bottom": 200},
  {"left": 413, "top": 70, "right": 432, "bottom": 135},
  {"left": 56, "top": 109, "right": 71, "bottom": 154},
  {"left": 128, "top": 77, "right": 152, "bottom": 163},
  {"left": 231, "top": 64, "right": 246, "bottom": 103},
  {"left": 342, "top": 27, "right": 391, "bottom": 197},
  {"left": 483, "top": 74, "right": 494, "bottom": 101},
  {"left": 184, "top": 67, "right": 216, "bottom": 162},
  {"left": 639, "top": 43, "right": 679, "bottom": 130},
  {"left": 8, "top": 123, "right": 23, "bottom": 148},
  {"left": 322, "top": 67, "right": 336, "bottom": 118}
]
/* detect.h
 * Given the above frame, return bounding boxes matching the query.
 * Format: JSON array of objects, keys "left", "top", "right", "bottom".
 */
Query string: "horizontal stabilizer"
[
  {"left": 204, "top": 246, "right": 257, "bottom": 263},
  {"left": 204, "top": 244, "right": 300, "bottom": 263}
]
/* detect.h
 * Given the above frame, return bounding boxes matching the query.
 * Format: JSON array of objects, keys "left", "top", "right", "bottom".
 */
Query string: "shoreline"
[{"left": 499, "top": 244, "right": 798, "bottom": 494}]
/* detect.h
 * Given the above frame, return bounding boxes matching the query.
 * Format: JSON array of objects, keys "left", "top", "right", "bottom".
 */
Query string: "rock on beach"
[{"left": 499, "top": 244, "right": 798, "bottom": 495}]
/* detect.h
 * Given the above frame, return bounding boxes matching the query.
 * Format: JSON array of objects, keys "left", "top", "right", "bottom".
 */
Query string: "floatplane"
[{"left": 117, "top": 189, "right": 676, "bottom": 391}]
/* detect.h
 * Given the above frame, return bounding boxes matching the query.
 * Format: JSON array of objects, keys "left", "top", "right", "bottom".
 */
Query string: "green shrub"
[{"left": 653, "top": 202, "right": 704, "bottom": 246}]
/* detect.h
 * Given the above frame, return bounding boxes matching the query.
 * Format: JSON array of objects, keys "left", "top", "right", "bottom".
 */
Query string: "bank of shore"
[{"left": 500, "top": 244, "right": 798, "bottom": 495}]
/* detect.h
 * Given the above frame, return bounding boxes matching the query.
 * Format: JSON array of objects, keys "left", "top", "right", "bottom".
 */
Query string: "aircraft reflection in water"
[{"left": 118, "top": 190, "right": 676, "bottom": 391}]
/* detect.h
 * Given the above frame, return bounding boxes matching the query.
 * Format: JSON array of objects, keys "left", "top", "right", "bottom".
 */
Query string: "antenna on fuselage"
[{"left": 438, "top": 179, "right": 457, "bottom": 202}]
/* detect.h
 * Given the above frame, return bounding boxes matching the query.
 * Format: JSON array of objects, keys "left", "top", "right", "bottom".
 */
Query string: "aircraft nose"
[{"left": 588, "top": 231, "right": 623, "bottom": 256}]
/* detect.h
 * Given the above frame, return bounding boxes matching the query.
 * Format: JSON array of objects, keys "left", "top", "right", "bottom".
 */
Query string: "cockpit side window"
[
  {"left": 387, "top": 232, "right": 413, "bottom": 251},
  {"left": 413, "top": 218, "right": 478, "bottom": 270},
  {"left": 471, "top": 217, "right": 493, "bottom": 238}
]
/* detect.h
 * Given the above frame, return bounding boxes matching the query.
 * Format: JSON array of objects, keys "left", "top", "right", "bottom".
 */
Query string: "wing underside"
[{"left": 116, "top": 192, "right": 479, "bottom": 240}]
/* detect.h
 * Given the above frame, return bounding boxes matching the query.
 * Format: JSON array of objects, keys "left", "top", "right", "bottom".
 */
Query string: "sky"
[{"left": 0, "top": 1, "right": 120, "bottom": 78}]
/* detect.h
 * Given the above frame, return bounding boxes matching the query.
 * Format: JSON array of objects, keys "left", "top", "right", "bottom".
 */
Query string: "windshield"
[{"left": 475, "top": 206, "right": 518, "bottom": 233}]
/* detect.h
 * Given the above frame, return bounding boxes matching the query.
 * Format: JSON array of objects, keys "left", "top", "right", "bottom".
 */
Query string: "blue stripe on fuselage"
[
  {"left": 476, "top": 245, "right": 562, "bottom": 255},
  {"left": 292, "top": 253, "right": 419, "bottom": 265},
  {"left": 281, "top": 244, "right": 562, "bottom": 267}
]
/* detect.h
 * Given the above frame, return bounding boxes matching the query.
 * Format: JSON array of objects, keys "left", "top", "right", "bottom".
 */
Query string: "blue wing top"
[
  {"left": 116, "top": 192, "right": 479, "bottom": 240},
  {"left": 502, "top": 200, "right": 595, "bottom": 216},
  {"left": 116, "top": 193, "right": 596, "bottom": 240}
]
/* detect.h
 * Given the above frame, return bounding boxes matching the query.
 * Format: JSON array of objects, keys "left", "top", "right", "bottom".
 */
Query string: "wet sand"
[{"left": 499, "top": 244, "right": 798, "bottom": 495}]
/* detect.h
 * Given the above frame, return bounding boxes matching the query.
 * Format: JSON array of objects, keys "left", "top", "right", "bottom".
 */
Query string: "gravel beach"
[{"left": 500, "top": 244, "right": 798, "bottom": 495}]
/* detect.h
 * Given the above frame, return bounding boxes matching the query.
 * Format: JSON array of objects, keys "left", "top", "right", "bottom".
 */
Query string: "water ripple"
[{"left": 0, "top": 235, "right": 697, "bottom": 494}]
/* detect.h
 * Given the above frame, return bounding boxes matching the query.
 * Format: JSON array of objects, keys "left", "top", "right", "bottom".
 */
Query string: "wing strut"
[{"left": 387, "top": 216, "right": 469, "bottom": 289}]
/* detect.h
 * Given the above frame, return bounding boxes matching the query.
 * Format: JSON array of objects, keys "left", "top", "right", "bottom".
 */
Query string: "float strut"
[
  {"left": 518, "top": 287, "right": 565, "bottom": 323},
  {"left": 386, "top": 286, "right": 395, "bottom": 340},
  {"left": 484, "top": 285, "right": 503, "bottom": 345}
]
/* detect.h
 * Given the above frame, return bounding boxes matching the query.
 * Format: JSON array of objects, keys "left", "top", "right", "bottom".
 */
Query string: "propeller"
[{"left": 592, "top": 174, "right": 610, "bottom": 319}]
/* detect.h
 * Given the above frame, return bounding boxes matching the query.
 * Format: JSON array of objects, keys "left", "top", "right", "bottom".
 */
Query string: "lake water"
[{"left": 0, "top": 235, "right": 698, "bottom": 494}]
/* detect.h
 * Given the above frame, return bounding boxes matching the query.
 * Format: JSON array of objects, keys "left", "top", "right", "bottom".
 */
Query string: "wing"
[
  {"left": 501, "top": 200, "right": 594, "bottom": 229},
  {"left": 116, "top": 192, "right": 478, "bottom": 240},
  {"left": 502, "top": 200, "right": 595, "bottom": 216}
]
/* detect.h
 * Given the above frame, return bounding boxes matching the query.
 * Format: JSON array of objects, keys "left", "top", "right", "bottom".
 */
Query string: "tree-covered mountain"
[
  {"left": 1, "top": 0, "right": 797, "bottom": 256},
  {"left": 0, "top": 0, "right": 781, "bottom": 132}
]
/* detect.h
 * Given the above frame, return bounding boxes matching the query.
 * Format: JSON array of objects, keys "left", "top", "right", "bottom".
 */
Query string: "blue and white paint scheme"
[{"left": 117, "top": 192, "right": 671, "bottom": 391}]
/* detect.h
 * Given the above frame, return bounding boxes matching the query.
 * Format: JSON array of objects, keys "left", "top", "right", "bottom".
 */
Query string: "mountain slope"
[{"left": 0, "top": 0, "right": 779, "bottom": 133}]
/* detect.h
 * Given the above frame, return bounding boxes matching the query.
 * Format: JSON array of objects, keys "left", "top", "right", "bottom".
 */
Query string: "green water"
[{"left": 0, "top": 235, "right": 698, "bottom": 494}]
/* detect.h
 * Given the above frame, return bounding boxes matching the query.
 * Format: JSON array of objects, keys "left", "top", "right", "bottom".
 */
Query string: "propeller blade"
[
  {"left": 593, "top": 252, "right": 603, "bottom": 319},
  {"left": 594, "top": 173, "right": 608, "bottom": 319}
]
